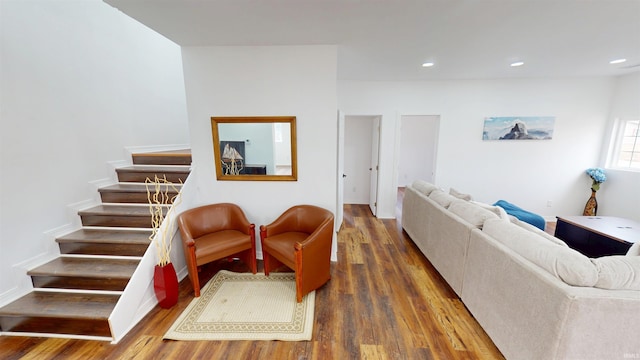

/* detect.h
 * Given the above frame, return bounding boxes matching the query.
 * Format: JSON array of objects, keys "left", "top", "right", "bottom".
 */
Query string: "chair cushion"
[
  {"left": 263, "top": 231, "right": 309, "bottom": 268},
  {"left": 194, "top": 230, "right": 252, "bottom": 265}
]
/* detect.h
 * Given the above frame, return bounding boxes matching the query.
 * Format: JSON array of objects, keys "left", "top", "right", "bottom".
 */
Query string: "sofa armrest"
[{"left": 462, "top": 229, "right": 640, "bottom": 360}]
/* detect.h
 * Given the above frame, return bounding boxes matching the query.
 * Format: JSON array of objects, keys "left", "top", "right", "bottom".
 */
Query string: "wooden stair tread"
[
  {"left": 78, "top": 204, "right": 161, "bottom": 217},
  {"left": 136, "top": 149, "right": 191, "bottom": 155},
  {"left": 116, "top": 165, "right": 190, "bottom": 173},
  {"left": 98, "top": 183, "right": 182, "bottom": 204},
  {"left": 56, "top": 229, "right": 151, "bottom": 245},
  {"left": 99, "top": 183, "right": 182, "bottom": 193},
  {"left": 132, "top": 150, "right": 192, "bottom": 165},
  {"left": 28, "top": 257, "right": 139, "bottom": 279},
  {"left": 0, "top": 291, "right": 118, "bottom": 319}
]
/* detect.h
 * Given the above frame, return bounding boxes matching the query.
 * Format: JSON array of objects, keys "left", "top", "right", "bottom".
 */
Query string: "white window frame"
[{"left": 608, "top": 118, "right": 640, "bottom": 171}]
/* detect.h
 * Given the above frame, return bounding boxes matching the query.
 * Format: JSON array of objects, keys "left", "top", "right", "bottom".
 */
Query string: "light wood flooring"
[{"left": 0, "top": 193, "right": 504, "bottom": 359}]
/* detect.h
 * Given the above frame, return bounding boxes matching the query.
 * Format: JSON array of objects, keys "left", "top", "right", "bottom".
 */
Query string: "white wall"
[
  {"left": 180, "top": 45, "right": 338, "bottom": 258},
  {"left": 339, "top": 77, "right": 617, "bottom": 219},
  {"left": 0, "top": 1, "right": 189, "bottom": 299},
  {"left": 600, "top": 72, "right": 640, "bottom": 222},
  {"left": 398, "top": 115, "right": 439, "bottom": 187}
]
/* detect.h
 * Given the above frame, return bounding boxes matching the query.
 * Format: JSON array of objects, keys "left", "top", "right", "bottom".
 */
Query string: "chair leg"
[
  {"left": 237, "top": 249, "right": 257, "bottom": 274},
  {"left": 186, "top": 249, "right": 201, "bottom": 297},
  {"left": 192, "top": 277, "right": 201, "bottom": 297},
  {"left": 263, "top": 251, "right": 272, "bottom": 276},
  {"left": 295, "top": 274, "right": 303, "bottom": 303}
]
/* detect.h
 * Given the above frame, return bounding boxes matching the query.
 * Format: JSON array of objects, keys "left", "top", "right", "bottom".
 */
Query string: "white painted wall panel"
[
  {"left": 180, "top": 45, "right": 338, "bottom": 259},
  {"left": 0, "top": 0, "right": 189, "bottom": 299},
  {"left": 339, "top": 77, "right": 618, "bottom": 219}
]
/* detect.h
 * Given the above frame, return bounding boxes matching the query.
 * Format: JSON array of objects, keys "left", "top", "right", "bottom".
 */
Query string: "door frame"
[{"left": 337, "top": 113, "right": 382, "bottom": 221}]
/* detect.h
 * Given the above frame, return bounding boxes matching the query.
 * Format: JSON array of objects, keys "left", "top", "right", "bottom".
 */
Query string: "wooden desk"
[{"left": 554, "top": 216, "right": 639, "bottom": 257}]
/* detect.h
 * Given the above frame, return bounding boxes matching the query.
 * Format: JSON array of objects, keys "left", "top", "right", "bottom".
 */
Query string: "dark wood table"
[{"left": 554, "top": 216, "right": 639, "bottom": 257}]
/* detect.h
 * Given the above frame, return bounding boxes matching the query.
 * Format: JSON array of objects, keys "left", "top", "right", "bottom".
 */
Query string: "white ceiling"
[{"left": 104, "top": 0, "right": 640, "bottom": 80}]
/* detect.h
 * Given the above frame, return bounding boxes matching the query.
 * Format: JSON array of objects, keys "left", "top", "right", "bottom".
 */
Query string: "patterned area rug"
[{"left": 164, "top": 270, "right": 315, "bottom": 341}]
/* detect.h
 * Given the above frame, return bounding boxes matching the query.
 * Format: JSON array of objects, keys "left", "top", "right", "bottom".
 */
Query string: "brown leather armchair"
[
  {"left": 177, "top": 203, "right": 257, "bottom": 297},
  {"left": 260, "top": 205, "right": 334, "bottom": 302}
]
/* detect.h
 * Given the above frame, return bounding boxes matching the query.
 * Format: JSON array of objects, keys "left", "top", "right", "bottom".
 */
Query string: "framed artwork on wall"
[{"left": 483, "top": 116, "right": 555, "bottom": 140}]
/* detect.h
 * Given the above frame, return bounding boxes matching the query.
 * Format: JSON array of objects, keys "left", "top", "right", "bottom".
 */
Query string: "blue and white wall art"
[{"left": 483, "top": 116, "right": 555, "bottom": 140}]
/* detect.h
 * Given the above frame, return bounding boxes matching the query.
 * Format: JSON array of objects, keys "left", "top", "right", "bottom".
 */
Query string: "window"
[{"left": 612, "top": 119, "right": 640, "bottom": 170}]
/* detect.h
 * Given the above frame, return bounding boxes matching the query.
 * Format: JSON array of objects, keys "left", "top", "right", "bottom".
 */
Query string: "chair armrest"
[
  {"left": 295, "top": 217, "right": 334, "bottom": 251},
  {"left": 177, "top": 215, "right": 196, "bottom": 247}
]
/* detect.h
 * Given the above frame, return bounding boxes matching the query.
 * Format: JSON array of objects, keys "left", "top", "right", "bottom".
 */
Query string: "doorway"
[{"left": 341, "top": 115, "right": 381, "bottom": 215}]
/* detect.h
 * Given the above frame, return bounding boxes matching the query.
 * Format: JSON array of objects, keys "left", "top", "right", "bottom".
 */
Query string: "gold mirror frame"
[{"left": 211, "top": 116, "right": 298, "bottom": 181}]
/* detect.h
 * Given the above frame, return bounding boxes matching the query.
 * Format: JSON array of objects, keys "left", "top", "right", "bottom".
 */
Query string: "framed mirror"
[{"left": 211, "top": 116, "right": 297, "bottom": 181}]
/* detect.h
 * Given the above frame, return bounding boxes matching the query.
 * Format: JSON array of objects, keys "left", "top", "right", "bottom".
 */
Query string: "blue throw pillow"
[{"left": 493, "top": 200, "right": 546, "bottom": 230}]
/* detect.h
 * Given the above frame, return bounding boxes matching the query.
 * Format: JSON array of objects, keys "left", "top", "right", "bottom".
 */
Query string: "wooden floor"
[{"left": 0, "top": 194, "right": 504, "bottom": 359}]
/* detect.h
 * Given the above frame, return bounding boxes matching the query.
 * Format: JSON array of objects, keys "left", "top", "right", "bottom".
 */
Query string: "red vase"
[{"left": 154, "top": 262, "right": 178, "bottom": 309}]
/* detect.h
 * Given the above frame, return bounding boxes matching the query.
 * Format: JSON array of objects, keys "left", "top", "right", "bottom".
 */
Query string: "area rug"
[{"left": 163, "top": 270, "right": 315, "bottom": 341}]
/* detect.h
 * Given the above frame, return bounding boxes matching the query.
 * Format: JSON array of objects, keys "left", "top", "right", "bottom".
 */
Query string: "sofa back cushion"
[
  {"left": 429, "top": 190, "right": 457, "bottom": 208},
  {"left": 449, "top": 199, "right": 498, "bottom": 229},
  {"left": 511, "top": 217, "right": 569, "bottom": 248},
  {"left": 470, "top": 200, "right": 510, "bottom": 220},
  {"left": 627, "top": 242, "right": 640, "bottom": 256},
  {"left": 411, "top": 180, "right": 439, "bottom": 196},
  {"left": 449, "top": 188, "right": 472, "bottom": 201},
  {"left": 482, "top": 219, "right": 598, "bottom": 287},
  {"left": 591, "top": 256, "right": 640, "bottom": 290}
]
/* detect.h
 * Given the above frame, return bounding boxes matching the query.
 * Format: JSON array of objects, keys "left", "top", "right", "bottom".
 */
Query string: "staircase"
[{"left": 0, "top": 150, "right": 191, "bottom": 340}]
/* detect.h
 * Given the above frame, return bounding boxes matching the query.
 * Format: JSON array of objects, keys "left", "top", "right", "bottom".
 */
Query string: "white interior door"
[
  {"left": 344, "top": 117, "right": 373, "bottom": 205},
  {"left": 336, "top": 111, "right": 345, "bottom": 231},
  {"left": 369, "top": 116, "right": 381, "bottom": 215}
]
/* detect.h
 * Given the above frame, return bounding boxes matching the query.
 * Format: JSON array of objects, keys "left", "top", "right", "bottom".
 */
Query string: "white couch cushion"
[
  {"left": 449, "top": 187, "right": 472, "bottom": 201},
  {"left": 591, "top": 256, "right": 640, "bottom": 290},
  {"left": 470, "top": 200, "right": 510, "bottom": 220},
  {"left": 411, "top": 180, "right": 439, "bottom": 196},
  {"left": 448, "top": 199, "right": 498, "bottom": 228},
  {"left": 627, "top": 242, "right": 640, "bottom": 256},
  {"left": 429, "top": 190, "right": 456, "bottom": 208},
  {"left": 511, "top": 217, "right": 568, "bottom": 247},
  {"left": 482, "top": 218, "right": 598, "bottom": 287}
]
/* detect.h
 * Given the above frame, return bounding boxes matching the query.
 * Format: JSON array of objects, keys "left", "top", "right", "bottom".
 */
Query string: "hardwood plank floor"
[{"left": 0, "top": 196, "right": 504, "bottom": 359}]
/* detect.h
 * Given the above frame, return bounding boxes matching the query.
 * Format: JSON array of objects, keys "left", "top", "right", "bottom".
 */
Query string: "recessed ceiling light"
[
  {"left": 510, "top": 61, "right": 524, "bottom": 67},
  {"left": 422, "top": 62, "right": 435, "bottom": 67},
  {"left": 609, "top": 58, "right": 627, "bottom": 64}
]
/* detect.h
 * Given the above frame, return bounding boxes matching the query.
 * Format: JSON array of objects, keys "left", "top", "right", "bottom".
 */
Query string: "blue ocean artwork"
[{"left": 482, "top": 116, "right": 555, "bottom": 140}]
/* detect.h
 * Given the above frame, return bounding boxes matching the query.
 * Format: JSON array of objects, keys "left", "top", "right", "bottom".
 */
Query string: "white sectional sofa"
[{"left": 402, "top": 180, "right": 640, "bottom": 360}]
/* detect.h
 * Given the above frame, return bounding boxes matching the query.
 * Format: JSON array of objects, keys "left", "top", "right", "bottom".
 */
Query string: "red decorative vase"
[{"left": 154, "top": 262, "right": 178, "bottom": 309}]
